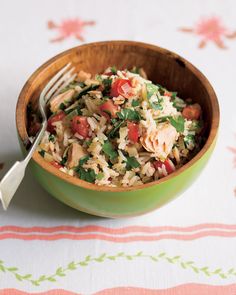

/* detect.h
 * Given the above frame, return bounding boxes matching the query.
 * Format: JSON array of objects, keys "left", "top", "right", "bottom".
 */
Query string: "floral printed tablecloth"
[{"left": 1, "top": 0, "right": 236, "bottom": 294}]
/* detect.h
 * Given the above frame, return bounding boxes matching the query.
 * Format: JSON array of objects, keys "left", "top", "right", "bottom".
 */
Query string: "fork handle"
[{"left": 0, "top": 122, "right": 47, "bottom": 210}]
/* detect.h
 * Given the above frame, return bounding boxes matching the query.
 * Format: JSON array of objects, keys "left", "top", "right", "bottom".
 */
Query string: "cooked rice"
[{"left": 30, "top": 66, "right": 204, "bottom": 187}]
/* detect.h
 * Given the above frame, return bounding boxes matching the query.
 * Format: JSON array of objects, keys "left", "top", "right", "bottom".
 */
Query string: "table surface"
[{"left": 0, "top": 0, "right": 236, "bottom": 294}]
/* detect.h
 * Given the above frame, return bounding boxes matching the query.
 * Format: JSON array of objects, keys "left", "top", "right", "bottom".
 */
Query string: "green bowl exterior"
[{"left": 24, "top": 137, "right": 216, "bottom": 218}]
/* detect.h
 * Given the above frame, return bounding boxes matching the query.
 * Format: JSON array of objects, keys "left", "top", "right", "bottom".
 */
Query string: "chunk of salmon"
[
  {"left": 67, "top": 142, "right": 87, "bottom": 169},
  {"left": 49, "top": 89, "right": 75, "bottom": 113},
  {"left": 140, "top": 123, "right": 178, "bottom": 159}
]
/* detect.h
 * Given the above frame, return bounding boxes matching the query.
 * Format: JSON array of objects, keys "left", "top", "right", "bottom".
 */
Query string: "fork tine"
[
  {"left": 40, "top": 63, "right": 72, "bottom": 100},
  {"left": 53, "top": 73, "right": 77, "bottom": 97},
  {"left": 44, "top": 66, "right": 75, "bottom": 101}
]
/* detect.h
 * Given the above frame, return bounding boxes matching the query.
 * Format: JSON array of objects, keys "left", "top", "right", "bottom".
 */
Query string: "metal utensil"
[{"left": 0, "top": 63, "right": 75, "bottom": 210}]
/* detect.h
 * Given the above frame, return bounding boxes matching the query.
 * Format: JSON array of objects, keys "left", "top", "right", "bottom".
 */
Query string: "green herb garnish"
[
  {"left": 117, "top": 109, "right": 141, "bottom": 121},
  {"left": 60, "top": 156, "right": 68, "bottom": 166},
  {"left": 131, "top": 100, "right": 140, "bottom": 107},
  {"left": 102, "top": 77, "right": 112, "bottom": 96},
  {"left": 102, "top": 141, "right": 118, "bottom": 160},
  {"left": 96, "top": 172, "right": 104, "bottom": 180},
  {"left": 38, "top": 150, "right": 45, "bottom": 158},
  {"left": 48, "top": 134, "right": 55, "bottom": 142},
  {"left": 126, "top": 156, "right": 141, "bottom": 170},
  {"left": 156, "top": 116, "right": 172, "bottom": 123},
  {"left": 74, "top": 84, "right": 99, "bottom": 100},
  {"left": 130, "top": 66, "right": 140, "bottom": 74},
  {"left": 169, "top": 116, "right": 185, "bottom": 133},
  {"left": 171, "top": 92, "right": 177, "bottom": 99},
  {"left": 59, "top": 103, "right": 66, "bottom": 110},
  {"left": 84, "top": 140, "right": 92, "bottom": 147},
  {"left": 60, "top": 81, "right": 80, "bottom": 93},
  {"left": 184, "top": 134, "right": 195, "bottom": 150},
  {"left": 146, "top": 83, "right": 163, "bottom": 110},
  {"left": 110, "top": 66, "right": 117, "bottom": 74},
  {"left": 107, "top": 120, "right": 124, "bottom": 139},
  {"left": 150, "top": 98, "right": 163, "bottom": 110},
  {"left": 76, "top": 167, "right": 96, "bottom": 183},
  {"left": 79, "top": 155, "right": 90, "bottom": 166}
]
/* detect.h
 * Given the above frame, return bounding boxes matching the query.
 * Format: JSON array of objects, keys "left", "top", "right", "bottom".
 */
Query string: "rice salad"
[{"left": 31, "top": 66, "right": 204, "bottom": 187}]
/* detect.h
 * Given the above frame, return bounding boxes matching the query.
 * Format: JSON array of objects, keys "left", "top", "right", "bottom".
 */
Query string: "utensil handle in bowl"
[{"left": 0, "top": 122, "right": 47, "bottom": 210}]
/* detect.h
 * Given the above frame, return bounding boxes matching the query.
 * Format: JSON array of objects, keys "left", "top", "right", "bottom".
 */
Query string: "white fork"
[{"left": 0, "top": 63, "right": 75, "bottom": 210}]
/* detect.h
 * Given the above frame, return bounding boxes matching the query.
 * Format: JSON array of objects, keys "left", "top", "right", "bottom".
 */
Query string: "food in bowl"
[{"left": 29, "top": 66, "right": 204, "bottom": 187}]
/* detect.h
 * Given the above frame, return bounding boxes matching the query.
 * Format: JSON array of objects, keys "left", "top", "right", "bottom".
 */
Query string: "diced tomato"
[
  {"left": 50, "top": 161, "right": 63, "bottom": 169},
  {"left": 127, "top": 122, "right": 139, "bottom": 143},
  {"left": 103, "top": 71, "right": 113, "bottom": 76},
  {"left": 153, "top": 159, "right": 176, "bottom": 174},
  {"left": 99, "top": 100, "right": 118, "bottom": 119},
  {"left": 47, "top": 111, "right": 66, "bottom": 133},
  {"left": 71, "top": 116, "right": 90, "bottom": 138},
  {"left": 182, "top": 103, "right": 201, "bottom": 120},
  {"left": 164, "top": 91, "right": 172, "bottom": 97},
  {"left": 110, "top": 79, "right": 132, "bottom": 98}
]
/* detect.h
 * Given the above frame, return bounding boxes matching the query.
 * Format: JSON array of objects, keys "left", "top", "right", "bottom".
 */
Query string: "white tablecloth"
[{"left": 0, "top": 0, "right": 236, "bottom": 294}]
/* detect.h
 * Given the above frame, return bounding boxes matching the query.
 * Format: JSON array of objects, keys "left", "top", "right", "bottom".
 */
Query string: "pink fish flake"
[
  {"left": 180, "top": 16, "right": 236, "bottom": 49},
  {"left": 48, "top": 18, "right": 95, "bottom": 42}
]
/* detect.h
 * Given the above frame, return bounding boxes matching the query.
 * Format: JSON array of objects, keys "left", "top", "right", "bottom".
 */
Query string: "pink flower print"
[
  {"left": 180, "top": 16, "right": 236, "bottom": 49},
  {"left": 228, "top": 145, "right": 236, "bottom": 197},
  {"left": 228, "top": 146, "right": 236, "bottom": 168},
  {"left": 47, "top": 18, "right": 95, "bottom": 42}
]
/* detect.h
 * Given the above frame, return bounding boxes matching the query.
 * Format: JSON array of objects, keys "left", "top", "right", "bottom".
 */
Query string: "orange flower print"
[
  {"left": 47, "top": 18, "right": 95, "bottom": 42},
  {"left": 180, "top": 16, "right": 236, "bottom": 49}
]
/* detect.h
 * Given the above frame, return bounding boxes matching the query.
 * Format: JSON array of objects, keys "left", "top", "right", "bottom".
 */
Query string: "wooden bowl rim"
[{"left": 16, "top": 40, "right": 220, "bottom": 192}]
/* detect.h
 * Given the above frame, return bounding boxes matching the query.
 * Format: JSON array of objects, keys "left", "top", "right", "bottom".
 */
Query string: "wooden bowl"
[{"left": 16, "top": 41, "right": 219, "bottom": 217}]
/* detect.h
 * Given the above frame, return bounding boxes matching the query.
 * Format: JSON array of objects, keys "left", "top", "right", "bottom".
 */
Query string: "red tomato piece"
[
  {"left": 99, "top": 100, "right": 118, "bottom": 119},
  {"left": 182, "top": 103, "right": 201, "bottom": 120},
  {"left": 71, "top": 116, "right": 90, "bottom": 138},
  {"left": 153, "top": 159, "right": 175, "bottom": 174},
  {"left": 50, "top": 161, "right": 63, "bottom": 169},
  {"left": 110, "top": 79, "right": 132, "bottom": 98},
  {"left": 127, "top": 122, "right": 139, "bottom": 143},
  {"left": 47, "top": 112, "right": 66, "bottom": 133},
  {"left": 164, "top": 91, "right": 172, "bottom": 97}
]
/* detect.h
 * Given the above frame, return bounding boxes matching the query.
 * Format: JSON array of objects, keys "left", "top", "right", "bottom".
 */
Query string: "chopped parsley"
[
  {"left": 79, "top": 155, "right": 90, "bottom": 166},
  {"left": 76, "top": 167, "right": 96, "bottom": 183},
  {"left": 117, "top": 109, "right": 141, "bottom": 121},
  {"left": 126, "top": 156, "right": 141, "bottom": 170},
  {"left": 169, "top": 116, "right": 185, "bottom": 133},
  {"left": 130, "top": 66, "right": 140, "bottom": 74},
  {"left": 146, "top": 83, "right": 163, "bottom": 110},
  {"left": 59, "top": 103, "right": 66, "bottom": 110},
  {"left": 184, "top": 134, "right": 195, "bottom": 150},
  {"left": 102, "top": 77, "right": 112, "bottom": 96},
  {"left": 96, "top": 172, "right": 104, "bottom": 180},
  {"left": 102, "top": 141, "right": 118, "bottom": 160},
  {"left": 60, "top": 156, "right": 68, "bottom": 166},
  {"left": 131, "top": 100, "right": 140, "bottom": 107},
  {"left": 171, "top": 92, "right": 177, "bottom": 99},
  {"left": 107, "top": 120, "right": 124, "bottom": 139},
  {"left": 149, "top": 98, "right": 163, "bottom": 110},
  {"left": 74, "top": 84, "right": 99, "bottom": 100},
  {"left": 84, "top": 140, "right": 92, "bottom": 147},
  {"left": 74, "top": 156, "right": 95, "bottom": 183},
  {"left": 110, "top": 66, "right": 117, "bottom": 74},
  {"left": 48, "top": 134, "right": 55, "bottom": 142},
  {"left": 38, "top": 150, "right": 45, "bottom": 158},
  {"left": 156, "top": 116, "right": 172, "bottom": 123}
]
